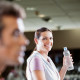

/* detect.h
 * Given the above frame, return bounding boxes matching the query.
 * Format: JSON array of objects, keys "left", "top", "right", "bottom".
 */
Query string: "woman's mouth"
[{"left": 44, "top": 44, "right": 51, "bottom": 48}]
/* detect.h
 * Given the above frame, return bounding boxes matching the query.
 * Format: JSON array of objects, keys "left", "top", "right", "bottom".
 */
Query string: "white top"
[{"left": 27, "top": 51, "right": 60, "bottom": 80}]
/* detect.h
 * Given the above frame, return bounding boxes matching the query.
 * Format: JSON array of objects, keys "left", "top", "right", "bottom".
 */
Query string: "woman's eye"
[
  {"left": 42, "top": 38, "right": 47, "bottom": 40},
  {"left": 50, "top": 37, "right": 53, "bottom": 40}
]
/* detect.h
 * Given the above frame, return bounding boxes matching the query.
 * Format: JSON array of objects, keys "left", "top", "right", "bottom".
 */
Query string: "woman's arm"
[
  {"left": 32, "top": 70, "right": 46, "bottom": 80},
  {"left": 59, "top": 65, "right": 67, "bottom": 80},
  {"left": 59, "top": 56, "right": 73, "bottom": 80}
]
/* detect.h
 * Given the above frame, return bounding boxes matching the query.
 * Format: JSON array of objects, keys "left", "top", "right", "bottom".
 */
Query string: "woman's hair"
[{"left": 34, "top": 27, "right": 52, "bottom": 39}]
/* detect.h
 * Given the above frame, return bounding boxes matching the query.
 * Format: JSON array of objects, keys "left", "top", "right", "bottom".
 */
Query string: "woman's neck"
[{"left": 37, "top": 50, "right": 48, "bottom": 61}]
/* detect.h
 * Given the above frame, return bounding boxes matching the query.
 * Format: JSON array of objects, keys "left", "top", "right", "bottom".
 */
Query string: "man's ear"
[
  {"left": 0, "top": 39, "right": 3, "bottom": 46},
  {"left": 0, "top": 38, "right": 4, "bottom": 46},
  {"left": 0, "top": 39, "right": 1, "bottom": 46},
  {"left": 34, "top": 38, "right": 38, "bottom": 44}
]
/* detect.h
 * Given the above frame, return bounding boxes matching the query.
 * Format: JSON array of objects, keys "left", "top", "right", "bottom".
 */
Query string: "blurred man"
[{"left": 0, "top": 1, "right": 29, "bottom": 75}]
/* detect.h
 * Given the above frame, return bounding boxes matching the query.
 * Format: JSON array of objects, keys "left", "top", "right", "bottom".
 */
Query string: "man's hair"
[{"left": 0, "top": 1, "right": 26, "bottom": 38}]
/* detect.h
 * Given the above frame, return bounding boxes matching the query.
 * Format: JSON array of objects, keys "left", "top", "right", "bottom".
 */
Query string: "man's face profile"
[{"left": 0, "top": 16, "right": 27, "bottom": 66}]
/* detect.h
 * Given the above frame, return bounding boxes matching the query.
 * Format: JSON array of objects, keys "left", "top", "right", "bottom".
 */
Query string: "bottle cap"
[{"left": 64, "top": 47, "right": 67, "bottom": 51}]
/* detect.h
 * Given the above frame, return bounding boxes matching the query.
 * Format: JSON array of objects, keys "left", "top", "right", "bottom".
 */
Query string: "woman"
[{"left": 26, "top": 27, "right": 73, "bottom": 80}]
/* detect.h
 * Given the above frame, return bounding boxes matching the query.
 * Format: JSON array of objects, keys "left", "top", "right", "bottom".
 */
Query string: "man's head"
[{"left": 0, "top": 1, "right": 28, "bottom": 66}]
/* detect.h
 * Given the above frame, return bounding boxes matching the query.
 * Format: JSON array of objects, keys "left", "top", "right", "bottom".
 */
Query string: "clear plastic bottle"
[{"left": 63, "top": 47, "right": 74, "bottom": 71}]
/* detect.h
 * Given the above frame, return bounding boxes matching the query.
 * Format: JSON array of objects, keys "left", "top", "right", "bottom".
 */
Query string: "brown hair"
[
  {"left": 34, "top": 27, "right": 52, "bottom": 39},
  {"left": 0, "top": 1, "right": 26, "bottom": 38}
]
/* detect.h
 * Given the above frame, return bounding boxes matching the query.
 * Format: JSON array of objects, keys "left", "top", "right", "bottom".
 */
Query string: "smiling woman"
[{"left": 26, "top": 27, "right": 74, "bottom": 80}]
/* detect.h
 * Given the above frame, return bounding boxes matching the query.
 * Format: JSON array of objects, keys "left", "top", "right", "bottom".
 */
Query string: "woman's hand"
[
  {"left": 59, "top": 54, "right": 74, "bottom": 80},
  {"left": 63, "top": 54, "right": 74, "bottom": 70}
]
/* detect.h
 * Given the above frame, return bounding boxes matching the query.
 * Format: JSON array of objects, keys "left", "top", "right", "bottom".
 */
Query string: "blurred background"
[{"left": 1, "top": 0, "right": 80, "bottom": 80}]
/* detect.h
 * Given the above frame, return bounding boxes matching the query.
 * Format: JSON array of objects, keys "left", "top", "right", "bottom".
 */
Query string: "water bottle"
[{"left": 63, "top": 47, "right": 74, "bottom": 71}]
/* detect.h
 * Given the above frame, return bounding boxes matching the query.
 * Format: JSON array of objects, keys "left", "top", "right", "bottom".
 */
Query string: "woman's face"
[{"left": 37, "top": 31, "right": 53, "bottom": 52}]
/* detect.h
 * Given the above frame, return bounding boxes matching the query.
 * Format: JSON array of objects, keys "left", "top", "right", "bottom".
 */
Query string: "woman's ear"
[{"left": 34, "top": 38, "right": 38, "bottom": 44}]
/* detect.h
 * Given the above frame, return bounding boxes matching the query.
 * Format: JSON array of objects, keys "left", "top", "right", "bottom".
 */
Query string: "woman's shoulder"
[
  {"left": 27, "top": 51, "right": 41, "bottom": 63},
  {"left": 29, "top": 54, "right": 44, "bottom": 71}
]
